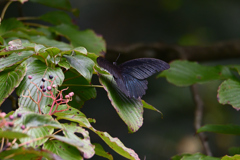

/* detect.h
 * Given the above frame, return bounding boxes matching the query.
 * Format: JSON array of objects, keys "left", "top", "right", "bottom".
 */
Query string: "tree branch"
[
  {"left": 107, "top": 40, "right": 240, "bottom": 62},
  {"left": 191, "top": 85, "right": 212, "bottom": 156}
]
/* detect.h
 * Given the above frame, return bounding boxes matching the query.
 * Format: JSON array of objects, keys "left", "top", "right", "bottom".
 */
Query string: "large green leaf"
[
  {"left": 52, "top": 105, "right": 91, "bottom": 128},
  {"left": 20, "top": 126, "right": 54, "bottom": 147},
  {"left": 30, "top": 35, "right": 72, "bottom": 51},
  {"left": 12, "top": 112, "right": 58, "bottom": 147},
  {"left": 178, "top": 153, "right": 220, "bottom": 160},
  {"left": 16, "top": 60, "right": 64, "bottom": 113},
  {"left": 217, "top": 79, "right": 240, "bottom": 110},
  {"left": 158, "top": 60, "right": 234, "bottom": 86},
  {"left": 61, "top": 71, "right": 96, "bottom": 107},
  {"left": 0, "top": 130, "right": 29, "bottom": 139},
  {"left": 44, "top": 140, "right": 83, "bottom": 160},
  {"left": 221, "top": 155, "right": 240, "bottom": 160},
  {"left": 50, "top": 24, "right": 106, "bottom": 54},
  {"left": 0, "top": 18, "right": 24, "bottom": 35},
  {"left": 0, "top": 51, "right": 34, "bottom": 71},
  {"left": 62, "top": 123, "right": 95, "bottom": 159},
  {"left": 197, "top": 124, "right": 240, "bottom": 135},
  {"left": 99, "top": 74, "right": 143, "bottom": 133},
  {"left": 0, "top": 148, "right": 62, "bottom": 160},
  {"left": 22, "top": 113, "right": 62, "bottom": 128},
  {"left": 64, "top": 54, "right": 95, "bottom": 82},
  {"left": 0, "top": 62, "right": 27, "bottom": 106},
  {"left": 90, "top": 128, "right": 140, "bottom": 160},
  {"left": 40, "top": 11, "right": 75, "bottom": 26}
]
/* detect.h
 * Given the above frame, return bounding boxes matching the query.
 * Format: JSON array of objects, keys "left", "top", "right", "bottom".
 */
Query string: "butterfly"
[{"left": 97, "top": 57, "right": 170, "bottom": 99}]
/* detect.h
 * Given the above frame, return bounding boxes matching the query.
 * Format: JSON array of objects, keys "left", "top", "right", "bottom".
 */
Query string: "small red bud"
[
  {"left": 9, "top": 115, "right": 14, "bottom": 120},
  {"left": 21, "top": 125, "right": 26, "bottom": 130},
  {"left": 65, "top": 95, "right": 70, "bottom": 99},
  {"left": 69, "top": 92, "right": 74, "bottom": 97},
  {"left": 47, "top": 86, "right": 52, "bottom": 91},
  {"left": 28, "top": 75, "right": 32, "bottom": 79}
]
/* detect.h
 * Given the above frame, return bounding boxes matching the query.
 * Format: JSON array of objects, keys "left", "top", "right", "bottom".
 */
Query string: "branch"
[
  {"left": 191, "top": 85, "right": 212, "bottom": 156},
  {"left": 107, "top": 40, "right": 240, "bottom": 62}
]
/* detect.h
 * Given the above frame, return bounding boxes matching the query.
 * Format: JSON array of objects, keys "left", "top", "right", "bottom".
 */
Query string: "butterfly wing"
[
  {"left": 97, "top": 57, "right": 121, "bottom": 79},
  {"left": 97, "top": 57, "right": 128, "bottom": 95},
  {"left": 119, "top": 58, "right": 170, "bottom": 98},
  {"left": 97, "top": 57, "right": 170, "bottom": 99}
]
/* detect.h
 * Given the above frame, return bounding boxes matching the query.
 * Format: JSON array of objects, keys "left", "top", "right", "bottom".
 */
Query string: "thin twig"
[
  {"left": 191, "top": 85, "right": 212, "bottom": 156},
  {"left": 61, "top": 84, "right": 103, "bottom": 88},
  {"left": 0, "top": 138, "right": 4, "bottom": 151},
  {"left": 1, "top": 1, "right": 12, "bottom": 20}
]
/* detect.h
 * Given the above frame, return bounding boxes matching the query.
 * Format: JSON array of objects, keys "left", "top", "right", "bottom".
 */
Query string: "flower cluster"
[{"left": 25, "top": 75, "right": 74, "bottom": 115}]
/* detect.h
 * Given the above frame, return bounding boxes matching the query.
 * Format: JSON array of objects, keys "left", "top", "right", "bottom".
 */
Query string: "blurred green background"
[{"left": 2, "top": 0, "right": 240, "bottom": 159}]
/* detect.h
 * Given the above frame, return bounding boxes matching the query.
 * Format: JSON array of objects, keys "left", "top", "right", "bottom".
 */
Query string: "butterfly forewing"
[
  {"left": 97, "top": 57, "right": 121, "bottom": 79},
  {"left": 119, "top": 58, "right": 170, "bottom": 79}
]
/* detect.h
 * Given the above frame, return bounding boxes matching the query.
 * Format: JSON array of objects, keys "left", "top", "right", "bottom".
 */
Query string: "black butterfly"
[{"left": 97, "top": 57, "right": 170, "bottom": 99}]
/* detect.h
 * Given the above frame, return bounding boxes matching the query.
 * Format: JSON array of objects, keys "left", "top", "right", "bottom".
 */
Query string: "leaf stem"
[
  {"left": 1, "top": 1, "right": 12, "bottom": 20},
  {"left": 17, "top": 16, "right": 39, "bottom": 21},
  {"left": 61, "top": 84, "right": 103, "bottom": 88}
]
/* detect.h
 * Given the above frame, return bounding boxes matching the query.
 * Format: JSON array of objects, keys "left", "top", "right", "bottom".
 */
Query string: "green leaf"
[
  {"left": 94, "top": 143, "right": 113, "bottom": 160},
  {"left": 0, "top": 62, "right": 27, "bottom": 106},
  {"left": 50, "top": 24, "right": 106, "bottom": 54},
  {"left": 22, "top": 113, "right": 62, "bottom": 128},
  {"left": 74, "top": 47, "right": 88, "bottom": 55},
  {"left": 221, "top": 155, "right": 240, "bottom": 160},
  {"left": 180, "top": 153, "right": 220, "bottom": 160},
  {"left": 142, "top": 100, "right": 162, "bottom": 114},
  {"left": 64, "top": 54, "right": 95, "bottom": 82},
  {"left": 44, "top": 140, "right": 83, "bottom": 160},
  {"left": 0, "top": 130, "right": 29, "bottom": 139},
  {"left": 99, "top": 74, "right": 143, "bottom": 133},
  {"left": 0, "top": 18, "right": 24, "bottom": 35},
  {"left": 228, "top": 147, "right": 240, "bottom": 155},
  {"left": 217, "top": 79, "right": 240, "bottom": 110},
  {"left": 48, "top": 134, "right": 94, "bottom": 159},
  {"left": 29, "top": 0, "right": 72, "bottom": 11},
  {"left": 58, "top": 58, "right": 70, "bottom": 70},
  {"left": 20, "top": 126, "right": 54, "bottom": 147},
  {"left": 90, "top": 128, "right": 140, "bottom": 160},
  {"left": 0, "top": 148, "right": 62, "bottom": 160},
  {"left": 62, "top": 123, "right": 95, "bottom": 159},
  {"left": 197, "top": 124, "right": 240, "bottom": 135},
  {"left": 0, "top": 51, "right": 34, "bottom": 71},
  {"left": 16, "top": 60, "right": 64, "bottom": 113},
  {"left": 158, "top": 60, "right": 234, "bottom": 86},
  {"left": 30, "top": 35, "right": 72, "bottom": 51},
  {"left": 52, "top": 105, "right": 91, "bottom": 128},
  {"left": 2, "top": 31, "right": 30, "bottom": 39},
  {"left": 0, "top": 36, "right": 4, "bottom": 45},
  {"left": 40, "top": 11, "right": 75, "bottom": 26},
  {"left": 45, "top": 47, "right": 60, "bottom": 57},
  {"left": 61, "top": 71, "right": 96, "bottom": 107}
]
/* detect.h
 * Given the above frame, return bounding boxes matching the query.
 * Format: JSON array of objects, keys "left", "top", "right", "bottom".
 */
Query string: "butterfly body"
[{"left": 97, "top": 57, "right": 170, "bottom": 99}]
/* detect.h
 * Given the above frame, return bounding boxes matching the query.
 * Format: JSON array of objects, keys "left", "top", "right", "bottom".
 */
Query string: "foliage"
[{"left": 1, "top": 0, "right": 240, "bottom": 160}]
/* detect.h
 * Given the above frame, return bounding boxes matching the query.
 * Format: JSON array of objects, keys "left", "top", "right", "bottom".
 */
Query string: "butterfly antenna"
[{"left": 115, "top": 53, "right": 121, "bottom": 62}]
